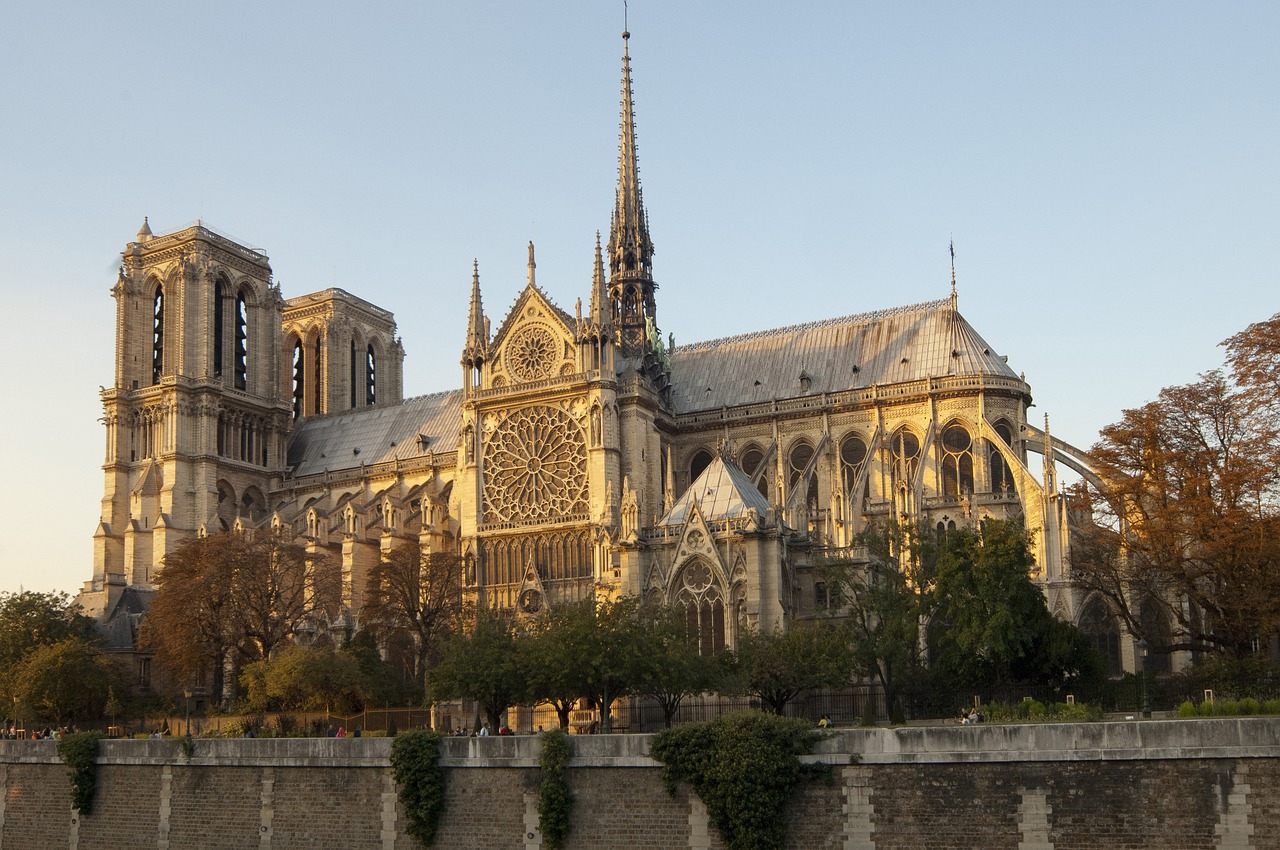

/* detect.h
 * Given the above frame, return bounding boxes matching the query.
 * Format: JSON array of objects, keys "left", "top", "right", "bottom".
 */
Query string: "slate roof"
[
  {"left": 658, "top": 455, "right": 771, "bottom": 527},
  {"left": 668, "top": 299, "right": 1020, "bottom": 414},
  {"left": 286, "top": 389, "right": 464, "bottom": 478}
]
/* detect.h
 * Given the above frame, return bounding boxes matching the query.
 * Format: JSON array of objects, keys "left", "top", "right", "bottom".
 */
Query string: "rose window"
[
  {"left": 506, "top": 326, "right": 558, "bottom": 382},
  {"left": 484, "top": 405, "right": 588, "bottom": 524}
]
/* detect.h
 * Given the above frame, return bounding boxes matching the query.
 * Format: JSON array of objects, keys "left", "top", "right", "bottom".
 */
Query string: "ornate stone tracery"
[
  {"left": 505, "top": 325, "right": 559, "bottom": 382},
  {"left": 483, "top": 404, "right": 588, "bottom": 524}
]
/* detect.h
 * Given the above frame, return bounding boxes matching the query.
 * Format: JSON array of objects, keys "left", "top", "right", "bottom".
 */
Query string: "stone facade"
[
  {"left": 3, "top": 719, "right": 1280, "bottom": 848},
  {"left": 78, "top": 32, "right": 1136, "bottom": 674}
]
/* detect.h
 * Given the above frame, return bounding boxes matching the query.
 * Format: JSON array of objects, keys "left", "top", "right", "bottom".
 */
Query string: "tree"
[
  {"left": 13, "top": 638, "right": 115, "bottom": 724},
  {"left": 240, "top": 645, "right": 364, "bottom": 714},
  {"left": 633, "top": 603, "right": 723, "bottom": 728},
  {"left": 362, "top": 542, "right": 465, "bottom": 692},
  {"left": 144, "top": 531, "right": 334, "bottom": 702},
  {"left": 0, "top": 590, "right": 95, "bottom": 706},
  {"left": 828, "top": 523, "right": 930, "bottom": 720},
  {"left": 524, "top": 597, "right": 653, "bottom": 732},
  {"left": 929, "top": 519, "right": 1100, "bottom": 690},
  {"left": 731, "top": 624, "right": 854, "bottom": 715},
  {"left": 1071, "top": 366, "right": 1280, "bottom": 659},
  {"left": 428, "top": 609, "right": 527, "bottom": 731}
]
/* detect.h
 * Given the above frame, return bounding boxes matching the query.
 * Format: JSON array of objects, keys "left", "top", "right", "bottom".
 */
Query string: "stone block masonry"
[{"left": 2, "top": 719, "right": 1280, "bottom": 849}]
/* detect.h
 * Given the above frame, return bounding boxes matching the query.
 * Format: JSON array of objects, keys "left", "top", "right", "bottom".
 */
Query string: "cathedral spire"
[
  {"left": 608, "top": 29, "right": 653, "bottom": 279},
  {"left": 466, "top": 259, "right": 486, "bottom": 350}
]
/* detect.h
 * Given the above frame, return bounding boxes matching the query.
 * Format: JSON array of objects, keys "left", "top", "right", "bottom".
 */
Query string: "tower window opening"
[
  {"left": 312, "top": 337, "right": 323, "bottom": 415},
  {"left": 151, "top": 285, "right": 164, "bottom": 385},
  {"left": 213, "top": 280, "right": 226, "bottom": 378},
  {"left": 234, "top": 293, "right": 248, "bottom": 390},
  {"left": 350, "top": 339, "right": 357, "bottom": 408},
  {"left": 366, "top": 344, "right": 377, "bottom": 406},
  {"left": 291, "top": 340, "right": 305, "bottom": 421}
]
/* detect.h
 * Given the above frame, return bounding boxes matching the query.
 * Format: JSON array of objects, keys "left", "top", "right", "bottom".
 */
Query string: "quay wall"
[{"left": 2, "top": 718, "right": 1279, "bottom": 849}]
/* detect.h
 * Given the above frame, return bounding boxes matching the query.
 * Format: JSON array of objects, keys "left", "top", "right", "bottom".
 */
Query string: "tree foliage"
[
  {"left": 428, "top": 609, "right": 526, "bottom": 731},
  {"left": 143, "top": 531, "right": 334, "bottom": 701},
  {"left": 633, "top": 603, "right": 723, "bottom": 728},
  {"left": 240, "top": 645, "right": 365, "bottom": 714},
  {"left": 13, "top": 638, "right": 116, "bottom": 724},
  {"left": 928, "top": 520, "right": 1100, "bottom": 690},
  {"left": 1072, "top": 327, "right": 1280, "bottom": 658},
  {"left": 730, "top": 623, "right": 854, "bottom": 715},
  {"left": 0, "top": 590, "right": 95, "bottom": 706}
]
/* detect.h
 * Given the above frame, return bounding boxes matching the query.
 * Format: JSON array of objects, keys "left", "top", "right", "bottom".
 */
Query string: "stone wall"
[{"left": 2, "top": 719, "right": 1278, "bottom": 849}]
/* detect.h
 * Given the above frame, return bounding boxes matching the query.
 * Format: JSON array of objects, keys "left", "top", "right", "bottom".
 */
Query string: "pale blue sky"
[{"left": 2, "top": 2, "right": 1276, "bottom": 597}]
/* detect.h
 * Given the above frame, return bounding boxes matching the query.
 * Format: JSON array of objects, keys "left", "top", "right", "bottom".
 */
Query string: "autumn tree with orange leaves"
[{"left": 1070, "top": 314, "right": 1280, "bottom": 659}]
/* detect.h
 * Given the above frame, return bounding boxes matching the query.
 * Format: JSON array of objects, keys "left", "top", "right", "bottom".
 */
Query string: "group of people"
[
  {"left": 4, "top": 724, "right": 75, "bottom": 739},
  {"left": 451, "top": 722, "right": 517, "bottom": 737},
  {"left": 960, "top": 707, "right": 986, "bottom": 725}
]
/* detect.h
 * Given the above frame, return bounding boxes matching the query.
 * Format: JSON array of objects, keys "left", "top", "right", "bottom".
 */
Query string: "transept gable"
[
  {"left": 666, "top": 500, "right": 728, "bottom": 596},
  {"left": 488, "top": 283, "right": 577, "bottom": 387}
]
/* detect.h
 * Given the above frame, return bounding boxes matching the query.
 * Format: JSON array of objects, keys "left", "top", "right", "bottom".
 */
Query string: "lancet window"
[
  {"left": 788, "top": 440, "right": 818, "bottom": 507},
  {"left": 940, "top": 423, "right": 974, "bottom": 498},
  {"left": 151, "top": 284, "right": 164, "bottom": 385},
  {"left": 213, "top": 279, "right": 225, "bottom": 379},
  {"left": 990, "top": 420, "right": 1016, "bottom": 495},
  {"left": 740, "top": 445, "right": 769, "bottom": 499},
  {"left": 889, "top": 428, "right": 921, "bottom": 494},
  {"left": 291, "top": 340, "right": 305, "bottom": 421},
  {"left": 689, "top": 449, "right": 713, "bottom": 484},
  {"left": 366, "top": 344, "right": 377, "bottom": 406},
  {"left": 839, "top": 434, "right": 869, "bottom": 503},
  {"left": 234, "top": 292, "right": 248, "bottom": 390}
]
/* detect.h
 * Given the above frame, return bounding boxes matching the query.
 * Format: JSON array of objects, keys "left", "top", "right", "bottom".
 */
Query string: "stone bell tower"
[{"left": 85, "top": 220, "right": 290, "bottom": 608}]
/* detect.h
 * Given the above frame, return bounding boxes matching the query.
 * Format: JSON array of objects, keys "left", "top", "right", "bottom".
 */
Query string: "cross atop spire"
[{"left": 608, "top": 29, "right": 654, "bottom": 279}]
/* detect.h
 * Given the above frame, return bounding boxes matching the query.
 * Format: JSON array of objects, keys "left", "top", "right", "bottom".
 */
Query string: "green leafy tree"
[
  {"left": 0, "top": 590, "right": 94, "bottom": 706},
  {"left": 929, "top": 519, "right": 1100, "bottom": 690},
  {"left": 428, "top": 609, "right": 526, "bottom": 731},
  {"left": 731, "top": 624, "right": 854, "bottom": 715},
  {"left": 525, "top": 597, "right": 653, "bottom": 732},
  {"left": 240, "top": 645, "right": 364, "bottom": 714},
  {"left": 634, "top": 603, "right": 723, "bottom": 728},
  {"left": 13, "top": 638, "right": 114, "bottom": 724}
]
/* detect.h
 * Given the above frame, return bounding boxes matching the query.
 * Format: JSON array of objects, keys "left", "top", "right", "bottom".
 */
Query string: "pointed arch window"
[
  {"left": 676, "top": 560, "right": 725, "bottom": 655},
  {"left": 213, "top": 280, "right": 225, "bottom": 379},
  {"left": 890, "top": 428, "right": 921, "bottom": 493},
  {"left": 291, "top": 340, "right": 305, "bottom": 421},
  {"left": 990, "top": 420, "right": 1016, "bottom": 495},
  {"left": 741, "top": 446, "right": 769, "bottom": 500},
  {"left": 151, "top": 285, "right": 164, "bottom": 385},
  {"left": 788, "top": 440, "right": 818, "bottom": 507},
  {"left": 234, "top": 292, "right": 248, "bottom": 390},
  {"left": 689, "top": 449, "right": 713, "bottom": 484},
  {"left": 312, "top": 335, "right": 323, "bottom": 415},
  {"left": 839, "top": 434, "right": 869, "bottom": 504},
  {"left": 349, "top": 338, "right": 358, "bottom": 408},
  {"left": 940, "top": 424, "right": 974, "bottom": 498},
  {"left": 366, "top": 345, "right": 377, "bottom": 406}
]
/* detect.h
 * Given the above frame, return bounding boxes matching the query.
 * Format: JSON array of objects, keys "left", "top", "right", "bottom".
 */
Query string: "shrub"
[
  {"left": 1238, "top": 697, "right": 1261, "bottom": 716},
  {"left": 1178, "top": 701, "right": 1197, "bottom": 718},
  {"left": 538, "top": 728, "right": 573, "bottom": 849},
  {"left": 651, "top": 712, "right": 833, "bottom": 850},
  {"left": 56, "top": 731, "right": 106, "bottom": 815},
  {"left": 390, "top": 730, "right": 446, "bottom": 847}
]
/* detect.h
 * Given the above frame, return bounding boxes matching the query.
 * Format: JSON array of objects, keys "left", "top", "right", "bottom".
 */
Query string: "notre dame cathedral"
[{"left": 79, "top": 32, "right": 1129, "bottom": 676}]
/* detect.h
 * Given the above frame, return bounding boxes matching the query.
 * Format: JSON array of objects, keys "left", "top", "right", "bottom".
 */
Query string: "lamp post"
[
  {"left": 11, "top": 695, "right": 17, "bottom": 739},
  {"left": 183, "top": 689, "right": 193, "bottom": 737},
  {"left": 1137, "top": 639, "right": 1151, "bottom": 719}
]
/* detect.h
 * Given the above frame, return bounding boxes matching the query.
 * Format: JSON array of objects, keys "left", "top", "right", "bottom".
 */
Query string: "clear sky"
[{"left": 1, "top": 2, "right": 1276, "bottom": 598}]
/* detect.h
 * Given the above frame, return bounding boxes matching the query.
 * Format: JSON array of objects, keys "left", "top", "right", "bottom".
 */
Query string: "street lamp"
[
  {"left": 1137, "top": 639, "right": 1151, "bottom": 719},
  {"left": 183, "top": 689, "right": 193, "bottom": 737}
]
